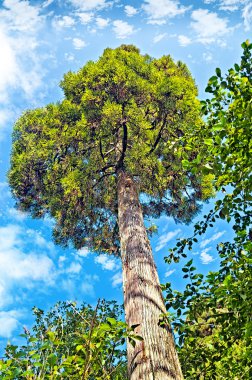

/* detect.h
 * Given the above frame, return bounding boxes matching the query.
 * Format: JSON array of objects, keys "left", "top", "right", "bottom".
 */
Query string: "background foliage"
[
  {"left": 163, "top": 41, "right": 252, "bottom": 379},
  {"left": 0, "top": 300, "right": 137, "bottom": 379}
]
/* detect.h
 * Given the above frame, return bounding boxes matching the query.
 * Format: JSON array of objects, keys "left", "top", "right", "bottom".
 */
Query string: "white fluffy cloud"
[
  {"left": 0, "top": 225, "right": 55, "bottom": 308},
  {"left": 142, "top": 0, "right": 189, "bottom": 25},
  {"left": 66, "top": 262, "right": 82, "bottom": 274},
  {"left": 112, "top": 19, "right": 135, "bottom": 39},
  {"left": 191, "top": 9, "right": 232, "bottom": 44},
  {"left": 69, "top": 0, "right": 110, "bottom": 11},
  {"left": 0, "top": 1, "right": 46, "bottom": 105},
  {"left": 155, "top": 229, "right": 181, "bottom": 252},
  {"left": 0, "top": 310, "right": 22, "bottom": 338},
  {"left": 77, "top": 247, "right": 89, "bottom": 257},
  {"left": 200, "top": 248, "right": 214, "bottom": 264},
  {"left": 0, "top": 0, "right": 44, "bottom": 32},
  {"left": 77, "top": 12, "right": 93, "bottom": 24},
  {"left": 96, "top": 17, "right": 109, "bottom": 28},
  {"left": 53, "top": 15, "right": 75, "bottom": 28},
  {"left": 200, "top": 231, "right": 226, "bottom": 248},
  {"left": 111, "top": 272, "right": 122, "bottom": 287},
  {"left": 8, "top": 208, "right": 28, "bottom": 221},
  {"left": 202, "top": 0, "right": 251, "bottom": 28},
  {"left": 0, "top": 27, "right": 18, "bottom": 102},
  {"left": 243, "top": 2, "right": 252, "bottom": 30},
  {"left": 73, "top": 37, "right": 87, "bottom": 49},
  {"left": 124, "top": 5, "right": 138, "bottom": 17},
  {"left": 219, "top": 0, "right": 247, "bottom": 12},
  {"left": 178, "top": 34, "right": 191, "bottom": 46},
  {"left": 94, "top": 254, "right": 119, "bottom": 270}
]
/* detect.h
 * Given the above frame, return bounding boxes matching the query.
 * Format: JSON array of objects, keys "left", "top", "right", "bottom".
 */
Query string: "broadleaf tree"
[
  {"left": 0, "top": 300, "right": 129, "bottom": 379},
  {"left": 9, "top": 45, "right": 213, "bottom": 380},
  {"left": 163, "top": 41, "right": 252, "bottom": 378}
]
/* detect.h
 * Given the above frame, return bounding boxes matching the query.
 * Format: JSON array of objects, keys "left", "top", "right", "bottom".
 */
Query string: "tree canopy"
[{"left": 9, "top": 45, "right": 213, "bottom": 256}]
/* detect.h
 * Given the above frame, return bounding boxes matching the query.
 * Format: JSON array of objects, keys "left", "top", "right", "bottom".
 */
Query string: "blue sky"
[{"left": 0, "top": 0, "right": 250, "bottom": 350}]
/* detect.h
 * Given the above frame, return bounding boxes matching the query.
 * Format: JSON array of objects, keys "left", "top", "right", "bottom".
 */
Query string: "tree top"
[{"left": 9, "top": 45, "right": 213, "bottom": 255}]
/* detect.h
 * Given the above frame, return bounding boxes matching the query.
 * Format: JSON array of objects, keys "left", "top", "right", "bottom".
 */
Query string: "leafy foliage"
[
  {"left": 9, "top": 45, "right": 213, "bottom": 255},
  {"left": 163, "top": 41, "right": 252, "bottom": 379},
  {"left": 0, "top": 300, "right": 143, "bottom": 379},
  {"left": 163, "top": 256, "right": 252, "bottom": 379}
]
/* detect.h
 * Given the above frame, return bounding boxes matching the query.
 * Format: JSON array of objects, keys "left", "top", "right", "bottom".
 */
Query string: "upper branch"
[{"left": 147, "top": 113, "right": 168, "bottom": 156}]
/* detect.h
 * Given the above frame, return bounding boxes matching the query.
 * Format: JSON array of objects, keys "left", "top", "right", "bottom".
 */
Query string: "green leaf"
[{"left": 220, "top": 81, "right": 227, "bottom": 89}]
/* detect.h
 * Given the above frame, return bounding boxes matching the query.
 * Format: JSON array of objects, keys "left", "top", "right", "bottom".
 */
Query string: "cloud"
[
  {"left": 81, "top": 274, "right": 99, "bottom": 297},
  {"left": 112, "top": 20, "right": 135, "bottom": 39},
  {"left": 77, "top": 12, "right": 94, "bottom": 24},
  {"left": 0, "top": 0, "right": 45, "bottom": 32},
  {"left": 77, "top": 247, "right": 89, "bottom": 257},
  {"left": 26, "top": 229, "right": 55, "bottom": 252},
  {"left": 164, "top": 269, "right": 176, "bottom": 277},
  {"left": 200, "top": 248, "right": 214, "bottom": 264},
  {"left": 96, "top": 17, "right": 109, "bottom": 28},
  {"left": 81, "top": 282, "right": 95, "bottom": 297},
  {"left": 178, "top": 34, "right": 191, "bottom": 46},
  {"left": 0, "top": 27, "right": 19, "bottom": 102},
  {"left": 200, "top": 231, "right": 226, "bottom": 248},
  {"left": 58, "top": 255, "right": 67, "bottom": 266},
  {"left": 69, "top": 0, "right": 110, "bottom": 11},
  {"left": 111, "top": 272, "right": 122, "bottom": 287},
  {"left": 0, "top": 310, "right": 22, "bottom": 338},
  {"left": 65, "top": 53, "right": 75, "bottom": 61},
  {"left": 0, "top": 108, "right": 13, "bottom": 140},
  {"left": 124, "top": 5, "right": 138, "bottom": 17},
  {"left": 94, "top": 254, "right": 119, "bottom": 270},
  {"left": 8, "top": 208, "right": 28, "bottom": 221},
  {"left": 219, "top": 0, "right": 247, "bottom": 12},
  {"left": 0, "top": 182, "right": 11, "bottom": 201},
  {"left": 191, "top": 9, "right": 232, "bottom": 44},
  {"left": 52, "top": 15, "right": 75, "bottom": 28},
  {"left": 0, "top": 225, "right": 55, "bottom": 308},
  {"left": 61, "top": 278, "right": 76, "bottom": 294},
  {"left": 243, "top": 2, "right": 252, "bottom": 30},
  {"left": 0, "top": 1, "right": 47, "bottom": 105},
  {"left": 72, "top": 37, "right": 87, "bottom": 49},
  {"left": 153, "top": 33, "right": 167, "bottom": 43},
  {"left": 142, "top": 0, "right": 189, "bottom": 25},
  {"left": 66, "top": 262, "right": 82, "bottom": 274},
  {"left": 42, "top": 0, "right": 55, "bottom": 7},
  {"left": 155, "top": 229, "right": 181, "bottom": 252},
  {"left": 203, "top": 51, "right": 213, "bottom": 62}
]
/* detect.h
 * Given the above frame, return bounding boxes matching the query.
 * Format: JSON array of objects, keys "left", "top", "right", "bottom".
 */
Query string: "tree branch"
[
  {"left": 147, "top": 114, "right": 168, "bottom": 156},
  {"left": 116, "top": 119, "right": 128, "bottom": 171},
  {"left": 96, "top": 163, "right": 115, "bottom": 174},
  {"left": 92, "top": 171, "right": 116, "bottom": 189}
]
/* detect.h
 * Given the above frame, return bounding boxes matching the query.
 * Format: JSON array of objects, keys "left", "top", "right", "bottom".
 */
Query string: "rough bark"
[{"left": 117, "top": 170, "right": 183, "bottom": 380}]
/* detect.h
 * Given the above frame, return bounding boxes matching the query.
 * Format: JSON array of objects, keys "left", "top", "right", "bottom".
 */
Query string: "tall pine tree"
[{"left": 9, "top": 45, "right": 212, "bottom": 379}]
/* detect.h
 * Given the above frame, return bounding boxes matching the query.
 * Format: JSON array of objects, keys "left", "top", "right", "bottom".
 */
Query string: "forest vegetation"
[{"left": 0, "top": 41, "right": 251, "bottom": 379}]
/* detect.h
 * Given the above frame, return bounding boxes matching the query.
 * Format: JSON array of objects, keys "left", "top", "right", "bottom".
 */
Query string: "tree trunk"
[{"left": 117, "top": 170, "right": 183, "bottom": 380}]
